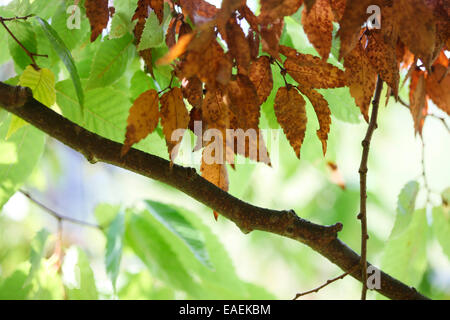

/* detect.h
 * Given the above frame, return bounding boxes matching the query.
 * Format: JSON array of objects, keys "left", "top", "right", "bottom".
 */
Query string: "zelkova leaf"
[
  {"left": 248, "top": 56, "right": 274, "bottom": 105},
  {"left": 137, "top": 11, "right": 164, "bottom": 51},
  {"left": 105, "top": 210, "right": 125, "bottom": 290},
  {"left": 144, "top": 200, "right": 213, "bottom": 269},
  {"left": 259, "top": 0, "right": 303, "bottom": 23},
  {"left": 35, "top": 17, "right": 84, "bottom": 108},
  {"left": 180, "top": 0, "right": 218, "bottom": 25},
  {"left": 200, "top": 149, "right": 229, "bottom": 220},
  {"left": 301, "top": 0, "right": 334, "bottom": 61},
  {"left": 181, "top": 77, "right": 203, "bottom": 108},
  {"left": 87, "top": 34, "right": 134, "bottom": 89},
  {"left": 281, "top": 46, "right": 346, "bottom": 89},
  {"left": 85, "top": 0, "right": 109, "bottom": 42},
  {"left": 365, "top": 31, "right": 399, "bottom": 97},
  {"left": 344, "top": 42, "right": 377, "bottom": 122},
  {"left": 225, "top": 17, "right": 251, "bottom": 74},
  {"left": 433, "top": 206, "right": 450, "bottom": 260},
  {"left": 409, "top": 69, "right": 428, "bottom": 135},
  {"left": 160, "top": 87, "right": 190, "bottom": 161},
  {"left": 19, "top": 66, "right": 55, "bottom": 107},
  {"left": 426, "top": 64, "right": 450, "bottom": 116},
  {"left": 122, "top": 89, "right": 160, "bottom": 156},
  {"left": 6, "top": 20, "right": 37, "bottom": 70},
  {"left": 274, "top": 86, "right": 307, "bottom": 159},
  {"left": 298, "top": 86, "right": 331, "bottom": 155}
]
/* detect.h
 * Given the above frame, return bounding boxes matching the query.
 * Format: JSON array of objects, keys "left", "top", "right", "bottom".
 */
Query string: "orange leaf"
[
  {"left": 226, "top": 18, "right": 251, "bottom": 74},
  {"left": 344, "top": 42, "right": 377, "bottom": 122},
  {"left": 248, "top": 56, "right": 274, "bottom": 105},
  {"left": 122, "top": 90, "right": 160, "bottom": 156},
  {"left": 260, "top": 19, "right": 284, "bottom": 59},
  {"left": 426, "top": 64, "right": 450, "bottom": 116},
  {"left": 274, "top": 86, "right": 307, "bottom": 159},
  {"left": 85, "top": 0, "right": 109, "bottom": 42},
  {"left": 259, "top": 0, "right": 303, "bottom": 23},
  {"left": 283, "top": 50, "right": 346, "bottom": 89},
  {"left": 301, "top": 0, "right": 334, "bottom": 60},
  {"left": 160, "top": 88, "right": 190, "bottom": 161},
  {"left": 409, "top": 69, "right": 428, "bottom": 135},
  {"left": 298, "top": 86, "right": 331, "bottom": 155},
  {"left": 180, "top": 0, "right": 218, "bottom": 25},
  {"left": 365, "top": 31, "right": 400, "bottom": 97},
  {"left": 157, "top": 33, "right": 195, "bottom": 65},
  {"left": 181, "top": 77, "right": 203, "bottom": 108}
]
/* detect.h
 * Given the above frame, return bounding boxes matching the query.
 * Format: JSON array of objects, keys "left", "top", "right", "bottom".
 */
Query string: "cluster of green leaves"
[{"left": 0, "top": 199, "right": 274, "bottom": 299}]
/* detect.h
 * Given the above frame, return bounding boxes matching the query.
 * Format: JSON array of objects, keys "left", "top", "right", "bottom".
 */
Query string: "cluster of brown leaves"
[{"left": 84, "top": 0, "right": 450, "bottom": 218}]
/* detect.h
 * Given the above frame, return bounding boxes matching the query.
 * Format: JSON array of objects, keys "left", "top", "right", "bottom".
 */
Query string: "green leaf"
[
  {"left": 50, "top": 4, "right": 89, "bottom": 51},
  {"left": 110, "top": 12, "right": 131, "bottom": 39},
  {"left": 19, "top": 65, "right": 56, "bottom": 107},
  {"left": 144, "top": 200, "right": 213, "bottom": 269},
  {"left": 130, "top": 70, "right": 157, "bottom": 101},
  {"left": 29, "top": 258, "right": 65, "bottom": 299},
  {"left": 381, "top": 209, "right": 428, "bottom": 287},
  {"left": 94, "top": 203, "right": 120, "bottom": 227},
  {"left": 319, "top": 87, "right": 361, "bottom": 124},
  {"left": 125, "top": 211, "right": 202, "bottom": 296},
  {"left": 24, "top": 229, "right": 50, "bottom": 286},
  {"left": 35, "top": 16, "right": 84, "bottom": 107},
  {"left": 0, "top": 116, "right": 46, "bottom": 209},
  {"left": 86, "top": 34, "right": 134, "bottom": 89},
  {"left": 105, "top": 210, "right": 125, "bottom": 290},
  {"left": 62, "top": 246, "right": 98, "bottom": 300},
  {"left": 0, "top": 26, "right": 11, "bottom": 65},
  {"left": 6, "top": 116, "right": 28, "bottom": 139},
  {"left": 0, "top": 264, "right": 32, "bottom": 299},
  {"left": 7, "top": 20, "right": 37, "bottom": 70},
  {"left": 137, "top": 12, "right": 164, "bottom": 51},
  {"left": 390, "top": 180, "right": 420, "bottom": 237},
  {"left": 432, "top": 206, "right": 450, "bottom": 260},
  {"left": 56, "top": 79, "right": 129, "bottom": 143}
]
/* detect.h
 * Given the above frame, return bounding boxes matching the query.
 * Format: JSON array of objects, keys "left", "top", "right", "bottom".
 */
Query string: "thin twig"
[
  {"left": 0, "top": 15, "right": 48, "bottom": 70},
  {"left": 358, "top": 75, "right": 383, "bottom": 300},
  {"left": 293, "top": 265, "right": 359, "bottom": 299},
  {"left": 19, "top": 190, "right": 102, "bottom": 230}
]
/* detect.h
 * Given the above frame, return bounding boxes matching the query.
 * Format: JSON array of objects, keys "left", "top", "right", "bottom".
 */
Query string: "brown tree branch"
[
  {"left": 0, "top": 81, "right": 429, "bottom": 300},
  {"left": 358, "top": 76, "right": 383, "bottom": 300}
]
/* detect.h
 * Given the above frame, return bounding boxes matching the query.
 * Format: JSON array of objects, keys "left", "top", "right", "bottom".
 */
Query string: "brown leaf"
[
  {"left": 122, "top": 90, "right": 160, "bottom": 156},
  {"left": 247, "top": 29, "right": 260, "bottom": 61},
  {"left": 260, "top": 19, "right": 284, "bottom": 59},
  {"left": 282, "top": 49, "right": 346, "bottom": 88},
  {"left": 337, "top": 0, "right": 383, "bottom": 59},
  {"left": 166, "top": 17, "right": 180, "bottom": 48},
  {"left": 365, "top": 30, "right": 399, "bottom": 97},
  {"left": 160, "top": 88, "right": 190, "bottom": 161},
  {"left": 298, "top": 86, "right": 331, "bottom": 155},
  {"left": 180, "top": 0, "right": 219, "bottom": 25},
  {"left": 329, "top": 0, "right": 346, "bottom": 21},
  {"left": 301, "top": 0, "right": 334, "bottom": 60},
  {"left": 409, "top": 69, "right": 428, "bottom": 135},
  {"left": 344, "top": 42, "right": 377, "bottom": 121},
  {"left": 426, "top": 64, "right": 450, "bottom": 115},
  {"left": 188, "top": 107, "right": 203, "bottom": 152},
  {"left": 226, "top": 18, "right": 251, "bottom": 74},
  {"left": 239, "top": 5, "right": 259, "bottom": 31},
  {"left": 394, "top": 0, "right": 437, "bottom": 69},
  {"left": 85, "top": 0, "right": 109, "bottom": 42},
  {"left": 274, "top": 86, "right": 307, "bottom": 158},
  {"left": 248, "top": 56, "right": 274, "bottom": 105},
  {"left": 327, "top": 161, "right": 346, "bottom": 189},
  {"left": 182, "top": 77, "right": 203, "bottom": 108},
  {"left": 200, "top": 149, "right": 229, "bottom": 220},
  {"left": 227, "top": 75, "right": 261, "bottom": 131},
  {"left": 259, "top": 0, "right": 303, "bottom": 22}
]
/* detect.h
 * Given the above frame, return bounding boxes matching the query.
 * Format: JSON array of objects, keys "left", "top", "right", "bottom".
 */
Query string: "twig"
[
  {"left": 0, "top": 15, "right": 48, "bottom": 70},
  {"left": 293, "top": 265, "right": 359, "bottom": 299},
  {"left": 358, "top": 75, "right": 383, "bottom": 300},
  {"left": 19, "top": 190, "right": 102, "bottom": 230}
]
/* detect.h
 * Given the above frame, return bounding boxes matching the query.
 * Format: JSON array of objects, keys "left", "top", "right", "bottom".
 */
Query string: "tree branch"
[
  {"left": 0, "top": 81, "right": 429, "bottom": 300},
  {"left": 358, "top": 76, "right": 383, "bottom": 300}
]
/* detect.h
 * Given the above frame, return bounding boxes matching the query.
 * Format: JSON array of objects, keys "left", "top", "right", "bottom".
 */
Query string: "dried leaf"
[
  {"left": 282, "top": 48, "right": 346, "bottom": 89},
  {"left": 365, "top": 30, "right": 399, "bottom": 97},
  {"left": 274, "top": 86, "right": 307, "bottom": 158},
  {"left": 259, "top": 0, "right": 303, "bottom": 22},
  {"left": 409, "top": 69, "right": 428, "bottom": 135},
  {"left": 301, "top": 0, "right": 334, "bottom": 60},
  {"left": 122, "top": 90, "right": 160, "bottom": 156},
  {"left": 248, "top": 56, "right": 274, "bottom": 105},
  {"left": 180, "top": 0, "right": 218, "bottom": 25},
  {"left": 160, "top": 88, "right": 190, "bottom": 161},
  {"left": 344, "top": 42, "right": 377, "bottom": 121},
  {"left": 182, "top": 77, "right": 203, "bottom": 108},
  {"left": 426, "top": 64, "right": 450, "bottom": 115},
  {"left": 298, "top": 86, "right": 331, "bottom": 155},
  {"left": 85, "top": 0, "right": 109, "bottom": 42},
  {"left": 226, "top": 18, "right": 251, "bottom": 74},
  {"left": 260, "top": 19, "right": 284, "bottom": 59}
]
